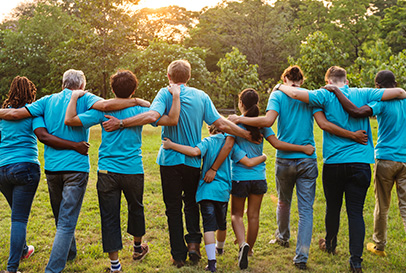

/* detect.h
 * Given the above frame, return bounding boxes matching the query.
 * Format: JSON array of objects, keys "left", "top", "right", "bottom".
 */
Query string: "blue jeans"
[
  {"left": 45, "top": 172, "right": 89, "bottom": 273},
  {"left": 322, "top": 163, "right": 371, "bottom": 269},
  {"left": 199, "top": 200, "right": 228, "bottom": 232},
  {"left": 0, "top": 162, "right": 40, "bottom": 272},
  {"left": 275, "top": 158, "right": 318, "bottom": 264},
  {"left": 97, "top": 172, "right": 145, "bottom": 253}
]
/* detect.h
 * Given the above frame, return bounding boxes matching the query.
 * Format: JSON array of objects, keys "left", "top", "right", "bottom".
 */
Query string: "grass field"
[{"left": 1, "top": 119, "right": 405, "bottom": 272}]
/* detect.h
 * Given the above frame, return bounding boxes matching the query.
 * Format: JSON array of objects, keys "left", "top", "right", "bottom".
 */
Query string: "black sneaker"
[
  {"left": 205, "top": 259, "right": 217, "bottom": 272},
  {"left": 238, "top": 242, "right": 250, "bottom": 269},
  {"left": 216, "top": 247, "right": 224, "bottom": 255},
  {"left": 294, "top": 262, "right": 307, "bottom": 270}
]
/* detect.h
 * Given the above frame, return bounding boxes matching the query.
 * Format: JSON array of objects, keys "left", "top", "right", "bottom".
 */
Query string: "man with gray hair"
[{"left": 0, "top": 69, "right": 148, "bottom": 273}]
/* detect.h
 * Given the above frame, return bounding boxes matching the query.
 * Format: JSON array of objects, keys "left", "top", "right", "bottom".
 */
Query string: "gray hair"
[{"left": 62, "top": 69, "right": 86, "bottom": 90}]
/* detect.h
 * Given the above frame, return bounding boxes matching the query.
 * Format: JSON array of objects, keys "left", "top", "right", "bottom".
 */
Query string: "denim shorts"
[
  {"left": 231, "top": 179, "right": 268, "bottom": 198},
  {"left": 199, "top": 200, "right": 228, "bottom": 232}
]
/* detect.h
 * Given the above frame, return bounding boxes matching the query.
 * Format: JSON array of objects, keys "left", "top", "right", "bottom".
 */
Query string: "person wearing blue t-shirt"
[
  {"left": 227, "top": 66, "right": 367, "bottom": 270},
  {"left": 321, "top": 70, "right": 406, "bottom": 259},
  {"left": 64, "top": 70, "right": 181, "bottom": 273},
  {"left": 0, "top": 76, "right": 90, "bottom": 273},
  {"left": 162, "top": 123, "right": 266, "bottom": 272},
  {"left": 276, "top": 66, "right": 406, "bottom": 272},
  {"left": 102, "top": 60, "right": 252, "bottom": 268},
  {"left": 0, "top": 69, "right": 149, "bottom": 273}
]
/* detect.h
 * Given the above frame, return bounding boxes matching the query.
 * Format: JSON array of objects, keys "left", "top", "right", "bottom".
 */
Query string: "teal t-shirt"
[
  {"left": 227, "top": 123, "right": 274, "bottom": 181},
  {"left": 195, "top": 134, "right": 246, "bottom": 203},
  {"left": 267, "top": 89, "right": 319, "bottom": 159},
  {"left": 78, "top": 106, "right": 150, "bottom": 174},
  {"left": 150, "top": 85, "right": 221, "bottom": 168},
  {"left": 25, "top": 89, "right": 102, "bottom": 172},
  {"left": 308, "top": 85, "right": 384, "bottom": 164},
  {"left": 0, "top": 109, "right": 43, "bottom": 167},
  {"left": 368, "top": 100, "right": 406, "bottom": 162}
]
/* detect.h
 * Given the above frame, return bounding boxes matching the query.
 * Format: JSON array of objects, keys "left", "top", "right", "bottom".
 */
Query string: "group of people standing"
[{"left": 0, "top": 59, "right": 405, "bottom": 273}]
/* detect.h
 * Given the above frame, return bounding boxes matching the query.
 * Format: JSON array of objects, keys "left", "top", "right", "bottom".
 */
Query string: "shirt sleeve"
[
  {"left": 25, "top": 96, "right": 48, "bottom": 117},
  {"left": 262, "top": 126, "right": 275, "bottom": 139},
  {"left": 203, "top": 93, "right": 221, "bottom": 125},
  {"left": 266, "top": 91, "right": 281, "bottom": 113},
  {"left": 231, "top": 143, "right": 247, "bottom": 163},
  {"left": 85, "top": 93, "right": 103, "bottom": 110},
  {"left": 357, "top": 88, "right": 384, "bottom": 103},
  {"left": 308, "top": 89, "right": 328, "bottom": 108},
  {"left": 367, "top": 101, "right": 383, "bottom": 116},
  {"left": 196, "top": 138, "right": 209, "bottom": 157},
  {"left": 149, "top": 88, "right": 168, "bottom": 117},
  {"left": 78, "top": 109, "right": 104, "bottom": 129},
  {"left": 32, "top": 116, "right": 46, "bottom": 131}
]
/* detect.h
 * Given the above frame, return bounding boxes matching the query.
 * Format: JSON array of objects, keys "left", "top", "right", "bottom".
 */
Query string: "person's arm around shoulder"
[
  {"left": 157, "top": 84, "right": 181, "bottom": 126},
  {"left": 381, "top": 87, "right": 406, "bottom": 100},
  {"left": 204, "top": 136, "right": 235, "bottom": 183},
  {"left": 91, "top": 96, "right": 150, "bottom": 112},
  {"left": 212, "top": 117, "right": 251, "bottom": 141},
  {"left": 266, "top": 135, "right": 315, "bottom": 155},
  {"left": 65, "top": 90, "right": 87, "bottom": 126},
  {"left": 238, "top": 154, "right": 267, "bottom": 167},
  {"left": 0, "top": 107, "right": 31, "bottom": 120},
  {"left": 228, "top": 110, "right": 278, "bottom": 128},
  {"left": 162, "top": 137, "right": 201, "bottom": 157},
  {"left": 322, "top": 85, "right": 372, "bottom": 118},
  {"left": 313, "top": 111, "right": 368, "bottom": 144},
  {"left": 277, "top": 84, "right": 310, "bottom": 103}
]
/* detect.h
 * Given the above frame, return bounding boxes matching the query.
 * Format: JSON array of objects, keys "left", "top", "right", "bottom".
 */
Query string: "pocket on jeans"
[{"left": 9, "top": 163, "right": 39, "bottom": 186}]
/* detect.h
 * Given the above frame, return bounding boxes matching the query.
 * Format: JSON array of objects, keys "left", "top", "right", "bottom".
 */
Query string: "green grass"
[{"left": 1, "top": 120, "right": 406, "bottom": 272}]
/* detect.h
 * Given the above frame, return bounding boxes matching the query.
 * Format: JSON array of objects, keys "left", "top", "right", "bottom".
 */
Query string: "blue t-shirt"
[
  {"left": 368, "top": 100, "right": 406, "bottom": 162},
  {"left": 0, "top": 110, "right": 44, "bottom": 167},
  {"left": 308, "top": 85, "right": 384, "bottom": 164},
  {"left": 150, "top": 85, "right": 221, "bottom": 168},
  {"left": 78, "top": 106, "right": 150, "bottom": 174},
  {"left": 195, "top": 134, "right": 246, "bottom": 203},
  {"left": 267, "top": 89, "right": 319, "bottom": 159},
  {"left": 25, "top": 89, "right": 102, "bottom": 172},
  {"left": 227, "top": 124, "right": 274, "bottom": 181}
]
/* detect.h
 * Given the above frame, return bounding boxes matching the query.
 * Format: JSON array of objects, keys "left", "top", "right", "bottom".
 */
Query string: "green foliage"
[
  {"left": 216, "top": 47, "right": 261, "bottom": 110},
  {"left": 288, "top": 31, "right": 348, "bottom": 89},
  {"left": 120, "top": 41, "right": 210, "bottom": 102},
  {"left": 347, "top": 39, "right": 406, "bottom": 87},
  {"left": 380, "top": 0, "right": 406, "bottom": 54}
]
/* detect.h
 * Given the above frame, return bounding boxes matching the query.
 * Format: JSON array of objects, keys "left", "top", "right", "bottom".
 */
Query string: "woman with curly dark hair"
[{"left": 0, "top": 76, "right": 89, "bottom": 273}]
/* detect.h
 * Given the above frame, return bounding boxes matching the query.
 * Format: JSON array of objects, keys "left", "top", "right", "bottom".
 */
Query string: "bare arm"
[
  {"left": 65, "top": 90, "right": 86, "bottom": 126},
  {"left": 228, "top": 110, "right": 278, "bottom": 127},
  {"left": 34, "top": 127, "right": 89, "bottom": 155},
  {"left": 322, "top": 85, "right": 372, "bottom": 118},
  {"left": 213, "top": 118, "right": 250, "bottom": 140},
  {"left": 381, "top": 87, "right": 406, "bottom": 100},
  {"left": 277, "top": 84, "right": 310, "bottom": 103},
  {"left": 157, "top": 85, "right": 181, "bottom": 126},
  {"left": 266, "top": 135, "right": 315, "bottom": 155},
  {"left": 239, "top": 154, "right": 267, "bottom": 167},
  {"left": 102, "top": 110, "right": 160, "bottom": 132},
  {"left": 313, "top": 111, "right": 368, "bottom": 144},
  {"left": 91, "top": 97, "right": 146, "bottom": 112},
  {"left": 203, "top": 136, "right": 235, "bottom": 183},
  {"left": 162, "top": 137, "right": 201, "bottom": 157},
  {"left": 0, "top": 108, "right": 31, "bottom": 120}
]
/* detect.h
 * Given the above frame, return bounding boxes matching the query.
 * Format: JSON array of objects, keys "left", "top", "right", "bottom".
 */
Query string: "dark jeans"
[
  {"left": 97, "top": 172, "right": 145, "bottom": 253},
  {"left": 199, "top": 200, "right": 228, "bottom": 232},
  {"left": 0, "top": 162, "right": 40, "bottom": 272},
  {"left": 160, "top": 165, "right": 202, "bottom": 261},
  {"left": 322, "top": 163, "right": 371, "bottom": 269},
  {"left": 45, "top": 172, "right": 89, "bottom": 273}
]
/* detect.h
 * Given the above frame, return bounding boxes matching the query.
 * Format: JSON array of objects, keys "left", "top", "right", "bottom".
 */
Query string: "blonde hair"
[{"left": 167, "top": 60, "right": 191, "bottom": 84}]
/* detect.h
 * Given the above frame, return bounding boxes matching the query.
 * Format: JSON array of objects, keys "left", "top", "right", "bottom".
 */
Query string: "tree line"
[{"left": 1, "top": 0, "right": 405, "bottom": 111}]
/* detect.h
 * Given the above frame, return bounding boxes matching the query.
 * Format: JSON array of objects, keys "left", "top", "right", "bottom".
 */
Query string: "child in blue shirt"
[{"left": 162, "top": 123, "right": 266, "bottom": 272}]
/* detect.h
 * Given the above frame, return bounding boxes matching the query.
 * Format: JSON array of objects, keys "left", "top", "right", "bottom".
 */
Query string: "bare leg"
[
  {"left": 246, "top": 194, "right": 264, "bottom": 254},
  {"left": 231, "top": 196, "right": 247, "bottom": 247}
]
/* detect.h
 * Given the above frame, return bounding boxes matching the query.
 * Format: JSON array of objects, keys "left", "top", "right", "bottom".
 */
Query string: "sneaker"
[
  {"left": 171, "top": 257, "right": 185, "bottom": 268},
  {"left": 205, "top": 259, "right": 217, "bottom": 272},
  {"left": 294, "top": 262, "right": 307, "bottom": 270},
  {"left": 350, "top": 266, "right": 362, "bottom": 273},
  {"left": 105, "top": 268, "right": 123, "bottom": 273},
  {"left": 187, "top": 242, "right": 202, "bottom": 263},
  {"left": 269, "top": 237, "right": 289, "bottom": 248},
  {"left": 216, "top": 247, "right": 224, "bottom": 255},
  {"left": 132, "top": 243, "right": 149, "bottom": 261},
  {"left": 21, "top": 245, "right": 35, "bottom": 260},
  {"left": 238, "top": 242, "right": 249, "bottom": 270},
  {"left": 367, "top": 243, "right": 386, "bottom": 257},
  {"left": 318, "top": 238, "right": 337, "bottom": 255}
]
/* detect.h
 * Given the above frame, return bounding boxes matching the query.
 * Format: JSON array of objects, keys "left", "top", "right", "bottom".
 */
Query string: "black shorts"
[{"left": 231, "top": 179, "right": 267, "bottom": 198}]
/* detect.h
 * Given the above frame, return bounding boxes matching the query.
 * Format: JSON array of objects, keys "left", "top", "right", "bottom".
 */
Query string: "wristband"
[
  {"left": 210, "top": 167, "right": 217, "bottom": 172},
  {"left": 274, "top": 83, "right": 282, "bottom": 90},
  {"left": 119, "top": 120, "right": 124, "bottom": 129}
]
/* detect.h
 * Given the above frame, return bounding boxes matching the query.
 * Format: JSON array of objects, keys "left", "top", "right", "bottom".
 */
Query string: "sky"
[{"left": 0, "top": 0, "right": 224, "bottom": 22}]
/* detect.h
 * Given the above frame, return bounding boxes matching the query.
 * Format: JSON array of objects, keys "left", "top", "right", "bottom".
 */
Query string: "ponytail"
[{"left": 239, "top": 88, "right": 262, "bottom": 142}]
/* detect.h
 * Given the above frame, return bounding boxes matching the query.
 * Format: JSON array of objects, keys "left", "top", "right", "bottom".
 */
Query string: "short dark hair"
[
  {"left": 167, "top": 60, "right": 191, "bottom": 84},
  {"left": 281, "top": 65, "right": 304, "bottom": 83},
  {"left": 110, "top": 70, "right": 138, "bottom": 98},
  {"left": 375, "top": 70, "right": 397, "bottom": 88},
  {"left": 325, "top": 66, "right": 347, "bottom": 84}
]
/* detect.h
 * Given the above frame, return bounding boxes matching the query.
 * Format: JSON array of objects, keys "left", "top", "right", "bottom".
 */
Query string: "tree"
[
  {"left": 379, "top": 0, "right": 406, "bottom": 54},
  {"left": 288, "top": 31, "right": 348, "bottom": 89},
  {"left": 216, "top": 47, "right": 261, "bottom": 110},
  {"left": 119, "top": 41, "right": 211, "bottom": 102}
]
